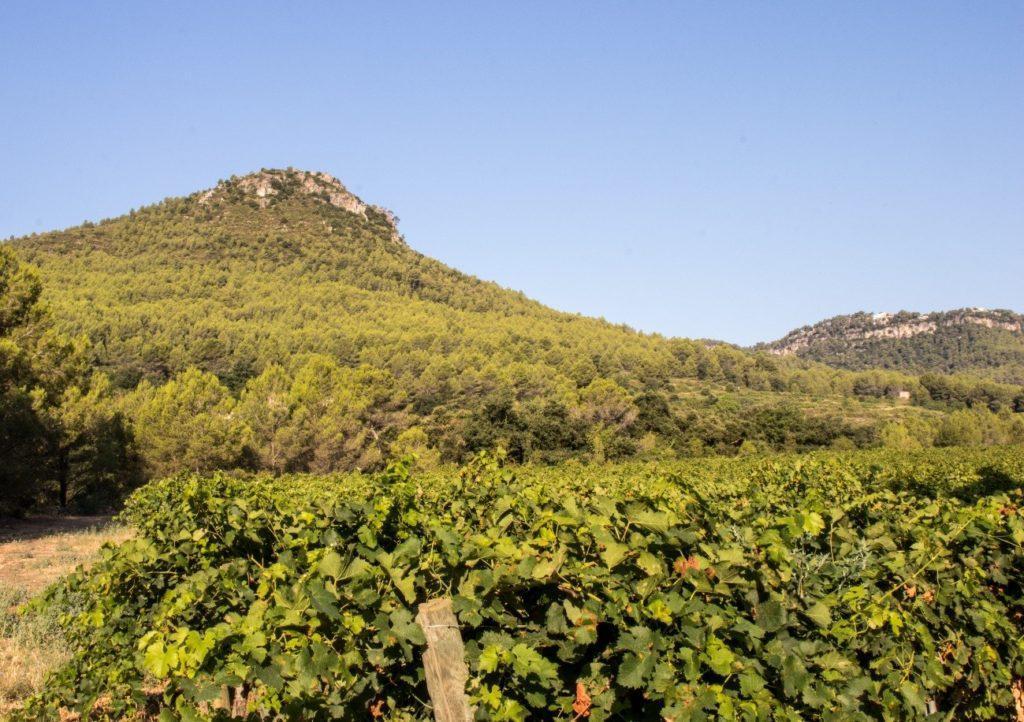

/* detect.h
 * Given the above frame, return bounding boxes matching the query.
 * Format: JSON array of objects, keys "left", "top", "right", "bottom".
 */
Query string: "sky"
[{"left": 1, "top": 2, "right": 1021, "bottom": 345}]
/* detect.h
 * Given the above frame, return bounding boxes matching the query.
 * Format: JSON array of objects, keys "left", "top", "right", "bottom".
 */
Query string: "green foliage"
[
  {"left": 125, "top": 368, "right": 248, "bottom": 478},
  {"left": 19, "top": 446, "right": 1024, "bottom": 720},
  {"left": 0, "top": 245, "right": 43, "bottom": 335},
  {"left": 0, "top": 247, "right": 48, "bottom": 511},
  {"left": 0, "top": 247, "right": 135, "bottom": 513}
]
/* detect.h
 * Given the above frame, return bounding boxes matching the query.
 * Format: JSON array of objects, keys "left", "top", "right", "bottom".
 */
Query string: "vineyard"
[{"left": 15, "top": 447, "right": 1024, "bottom": 721}]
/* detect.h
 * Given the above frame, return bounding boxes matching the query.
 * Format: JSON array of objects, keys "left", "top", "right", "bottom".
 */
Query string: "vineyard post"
[{"left": 416, "top": 598, "right": 474, "bottom": 722}]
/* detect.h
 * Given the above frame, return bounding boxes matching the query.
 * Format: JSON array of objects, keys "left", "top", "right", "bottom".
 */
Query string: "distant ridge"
[{"left": 760, "top": 308, "right": 1024, "bottom": 383}]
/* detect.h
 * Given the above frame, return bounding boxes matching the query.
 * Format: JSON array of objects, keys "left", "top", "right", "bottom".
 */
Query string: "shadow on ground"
[{"left": 0, "top": 515, "right": 114, "bottom": 544}]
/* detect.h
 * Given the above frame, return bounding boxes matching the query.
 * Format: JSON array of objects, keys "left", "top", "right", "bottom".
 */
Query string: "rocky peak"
[{"left": 197, "top": 168, "right": 397, "bottom": 226}]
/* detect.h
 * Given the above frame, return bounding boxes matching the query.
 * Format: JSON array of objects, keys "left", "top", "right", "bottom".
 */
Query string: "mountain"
[
  {"left": 761, "top": 309, "right": 1024, "bottom": 383},
  {"left": 11, "top": 168, "right": 680, "bottom": 391}
]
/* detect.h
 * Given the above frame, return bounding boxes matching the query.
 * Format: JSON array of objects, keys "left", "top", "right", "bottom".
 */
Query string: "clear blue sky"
[{"left": 1, "top": 2, "right": 1021, "bottom": 345}]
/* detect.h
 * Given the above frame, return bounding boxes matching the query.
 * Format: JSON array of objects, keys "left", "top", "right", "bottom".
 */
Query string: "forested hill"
[
  {"left": 11, "top": 168, "right": 678, "bottom": 391},
  {"left": 761, "top": 309, "right": 1024, "bottom": 383}
]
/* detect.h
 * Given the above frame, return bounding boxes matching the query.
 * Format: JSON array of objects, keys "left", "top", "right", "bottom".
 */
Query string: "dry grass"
[
  {"left": 0, "top": 587, "right": 66, "bottom": 715},
  {"left": 0, "top": 517, "right": 132, "bottom": 595},
  {"left": 0, "top": 517, "right": 131, "bottom": 715}
]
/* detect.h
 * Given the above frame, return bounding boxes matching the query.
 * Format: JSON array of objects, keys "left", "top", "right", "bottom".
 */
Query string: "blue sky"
[{"left": 1, "top": 2, "right": 1021, "bottom": 345}]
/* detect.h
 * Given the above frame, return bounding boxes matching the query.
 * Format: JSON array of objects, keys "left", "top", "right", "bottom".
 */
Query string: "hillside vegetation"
[
  {"left": 12, "top": 168, "right": 677, "bottom": 393},
  {"left": 762, "top": 309, "right": 1024, "bottom": 384},
  {"left": 2, "top": 169, "right": 1024, "bottom": 514}
]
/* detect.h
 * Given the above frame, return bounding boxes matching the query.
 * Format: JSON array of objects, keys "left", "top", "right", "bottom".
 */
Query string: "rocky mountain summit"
[{"left": 197, "top": 168, "right": 400, "bottom": 230}]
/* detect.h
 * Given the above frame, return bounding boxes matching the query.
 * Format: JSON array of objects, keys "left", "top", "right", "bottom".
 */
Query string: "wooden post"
[
  {"left": 417, "top": 598, "right": 473, "bottom": 722},
  {"left": 1012, "top": 677, "right": 1024, "bottom": 722}
]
